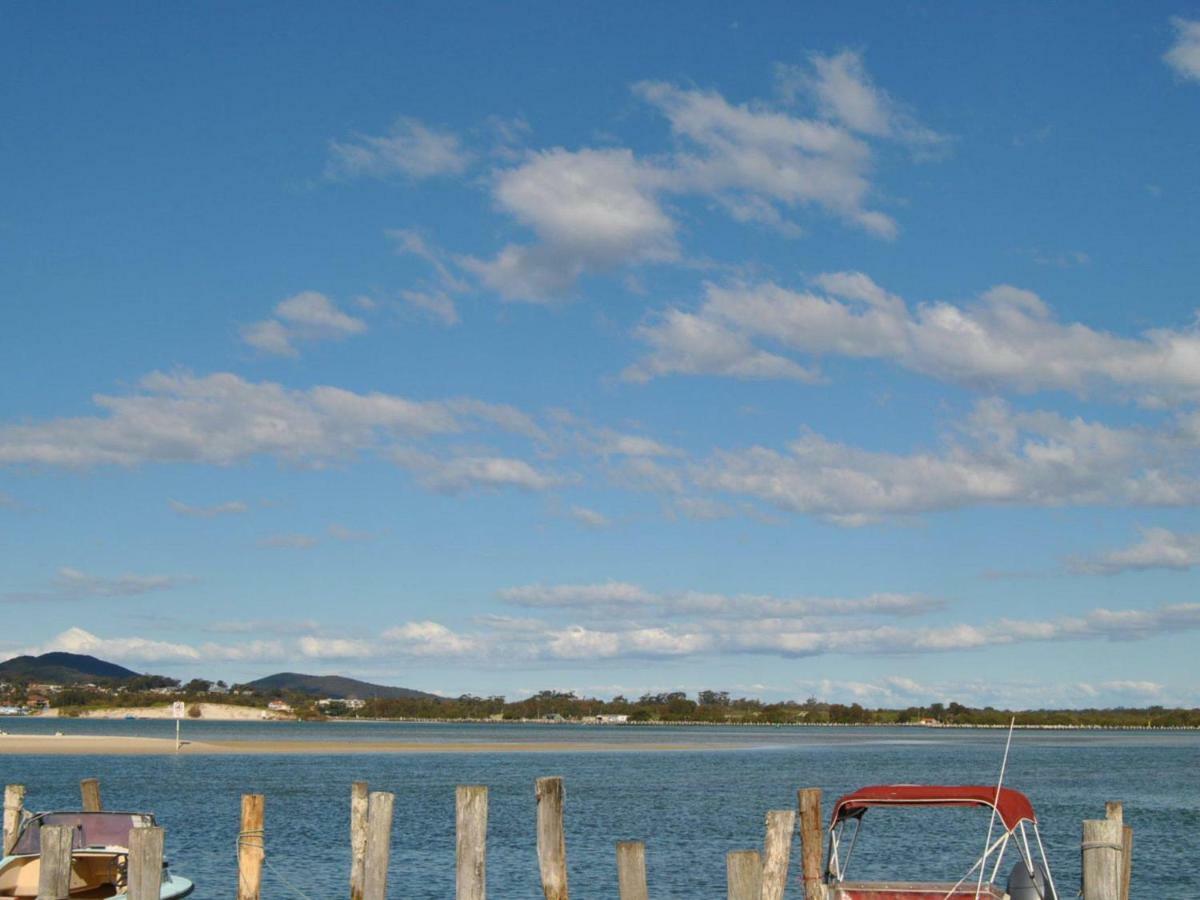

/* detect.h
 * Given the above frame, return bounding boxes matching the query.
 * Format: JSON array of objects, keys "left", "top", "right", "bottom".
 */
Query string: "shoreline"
[{"left": 0, "top": 733, "right": 718, "bottom": 756}]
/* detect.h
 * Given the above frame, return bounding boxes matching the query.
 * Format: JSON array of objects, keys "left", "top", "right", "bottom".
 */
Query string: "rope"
[
  {"left": 1081, "top": 840, "right": 1125, "bottom": 851},
  {"left": 236, "top": 829, "right": 317, "bottom": 900}
]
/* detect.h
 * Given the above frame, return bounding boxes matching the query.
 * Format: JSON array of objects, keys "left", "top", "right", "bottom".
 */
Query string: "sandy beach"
[{"left": 0, "top": 733, "right": 706, "bottom": 755}]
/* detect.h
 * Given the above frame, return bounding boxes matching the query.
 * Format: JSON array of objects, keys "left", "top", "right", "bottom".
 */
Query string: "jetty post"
[
  {"left": 615, "top": 841, "right": 648, "bottom": 900},
  {"left": 726, "top": 849, "right": 763, "bottom": 900},
  {"left": 237, "top": 794, "right": 265, "bottom": 900},
  {"left": 797, "top": 788, "right": 827, "bottom": 900},
  {"left": 1081, "top": 817, "right": 1123, "bottom": 900},
  {"left": 1105, "top": 802, "right": 1133, "bottom": 900},
  {"left": 2, "top": 784, "right": 24, "bottom": 856},
  {"left": 127, "top": 826, "right": 166, "bottom": 900},
  {"left": 535, "top": 776, "right": 569, "bottom": 900},
  {"left": 37, "top": 824, "right": 74, "bottom": 900},
  {"left": 80, "top": 777, "right": 102, "bottom": 812},
  {"left": 361, "top": 790, "right": 395, "bottom": 900},
  {"left": 349, "top": 781, "right": 369, "bottom": 900},
  {"left": 760, "top": 809, "right": 795, "bottom": 900},
  {"left": 455, "top": 785, "right": 488, "bottom": 900}
]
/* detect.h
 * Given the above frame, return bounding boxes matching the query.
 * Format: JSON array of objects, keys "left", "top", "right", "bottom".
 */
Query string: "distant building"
[
  {"left": 267, "top": 699, "right": 293, "bottom": 713},
  {"left": 593, "top": 714, "right": 629, "bottom": 724}
]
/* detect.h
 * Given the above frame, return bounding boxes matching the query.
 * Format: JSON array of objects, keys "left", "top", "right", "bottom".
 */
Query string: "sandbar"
[{"left": 0, "top": 733, "right": 717, "bottom": 755}]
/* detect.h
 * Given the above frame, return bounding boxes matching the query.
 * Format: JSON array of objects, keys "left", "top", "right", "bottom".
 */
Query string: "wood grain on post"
[
  {"left": 237, "top": 794, "right": 265, "bottom": 900},
  {"left": 1104, "top": 801, "right": 1122, "bottom": 823},
  {"left": 1120, "top": 825, "right": 1133, "bottom": 900},
  {"left": 37, "top": 824, "right": 74, "bottom": 900},
  {"left": 761, "top": 809, "right": 795, "bottom": 900},
  {"left": 535, "top": 776, "right": 568, "bottom": 900},
  {"left": 456, "top": 785, "right": 488, "bottom": 900},
  {"left": 80, "top": 778, "right": 101, "bottom": 812},
  {"left": 1081, "top": 818, "right": 1122, "bottom": 900},
  {"left": 350, "top": 781, "right": 369, "bottom": 900},
  {"left": 3, "top": 784, "right": 25, "bottom": 856},
  {"left": 615, "top": 841, "right": 648, "bottom": 900},
  {"left": 726, "top": 850, "right": 763, "bottom": 900},
  {"left": 362, "top": 791, "right": 395, "bottom": 900},
  {"left": 126, "top": 826, "right": 165, "bottom": 900},
  {"left": 797, "top": 788, "right": 826, "bottom": 900}
]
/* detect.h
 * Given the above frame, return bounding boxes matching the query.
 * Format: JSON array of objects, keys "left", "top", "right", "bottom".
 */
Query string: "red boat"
[{"left": 823, "top": 785, "right": 1058, "bottom": 900}]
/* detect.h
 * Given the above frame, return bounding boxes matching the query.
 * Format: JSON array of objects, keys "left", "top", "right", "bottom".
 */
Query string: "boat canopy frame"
[{"left": 825, "top": 785, "right": 1059, "bottom": 900}]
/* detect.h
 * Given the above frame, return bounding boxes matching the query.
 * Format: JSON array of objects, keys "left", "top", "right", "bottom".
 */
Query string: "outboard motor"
[{"left": 1007, "top": 861, "right": 1056, "bottom": 900}]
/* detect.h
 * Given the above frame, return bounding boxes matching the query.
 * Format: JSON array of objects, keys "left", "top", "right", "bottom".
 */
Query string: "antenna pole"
[{"left": 975, "top": 717, "right": 1015, "bottom": 899}]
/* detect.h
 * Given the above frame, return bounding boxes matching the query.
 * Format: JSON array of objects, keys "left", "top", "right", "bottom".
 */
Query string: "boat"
[
  {"left": 0, "top": 811, "right": 193, "bottom": 898},
  {"left": 823, "top": 784, "right": 1058, "bottom": 899}
]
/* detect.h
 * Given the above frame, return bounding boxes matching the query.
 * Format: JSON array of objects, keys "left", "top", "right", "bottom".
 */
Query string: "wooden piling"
[
  {"left": 726, "top": 850, "right": 762, "bottom": 900},
  {"left": 350, "top": 781, "right": 369, "bottom": 900},
  {"left": 80, "top": 778, "right": 101, "bottom": 812},
  {"left": 456, "top": 785, "right": 488, "bottom": 900},
  {"left": 127, "top": 826, "right": 165, "bottom": 900},
  {"left": 362, "top": 791, "right": 395, "bottom": 900},
  {"left": 237, "top": 794, "right": 265, "bottom": 900},
  {"left": 615, "top": 841, "right": 648, "bottom": 900},
  {"left": 797, "top": 788, "right": 826, "bottom": 900},
  {"left": 760, "top": 809, "right": 795, "bottom": 900},
  {"left": 1106, "top": 802, "right": 1132, "bottom": 900},
  {"left": 3, "top": 784, "right": 24, "bottom": 856},
  {"left": 37, "top": 824, "right": 74, "bottom": 900},
  {"left": 535, "top": 776, "right": 569, "bottom": 900},
  {"left": 1081, "top": 818, "right": 1123, "bottom": 900}
]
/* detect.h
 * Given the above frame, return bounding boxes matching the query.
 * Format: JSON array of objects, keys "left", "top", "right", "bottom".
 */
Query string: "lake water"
[{"left": 1, "top": 720, "right": 1196, "bottom": 897}]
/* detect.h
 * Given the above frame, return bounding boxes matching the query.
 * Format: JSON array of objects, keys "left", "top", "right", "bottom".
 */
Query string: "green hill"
[
  {"left": 0, "top": 652, "right": 142, "bottom": 684},
  {"left": 245, "top": 672, "right": 440, "bottom": 701}
]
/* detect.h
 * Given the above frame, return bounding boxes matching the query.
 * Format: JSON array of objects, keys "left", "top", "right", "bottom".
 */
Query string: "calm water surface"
[{"left": 1, "top": 720, "right": 1196, "bottom": 898}]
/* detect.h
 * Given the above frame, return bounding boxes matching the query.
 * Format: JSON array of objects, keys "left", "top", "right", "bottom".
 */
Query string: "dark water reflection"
[{"left": 1, "top": 721, "right": 1195, "bottom": 897}]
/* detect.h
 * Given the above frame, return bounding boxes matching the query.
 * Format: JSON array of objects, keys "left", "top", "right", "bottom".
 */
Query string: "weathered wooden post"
[
  {"left": 37, "top": 824, "right": 74, "bottom": 900},
  {"left": 535, "top": 776, "right": 568, "bottom": 900},
  {"left": 3, "top": 784, "right": 25, "bottom": 856},
  {"left": 237, "top": 794, "right": 265, "bottom": 900},
  {"left": 1105, "top": 801, "right": 1133, "bottom": 900},
  {"left": 797, "top": 788, "right": 827, "bottom": 900},
  {"left": 350, "top": 781, "right": 369, "bottom": 900},
  {"left": 727, "top": 850, "right": 763, "bottom": 900},
  {"left": 127, "top": 826, "right": 165, "bottom": 900},
  {"left": 80, "top": 778, "right": 102, "bottom": 812},
  {"left": 615, "top": 841, "right": 648, "bottom": 900},
  {"left": 456, "top": 785, "right": 488, "bottom": 900},
  {"left": 362, "top": 790, "right": 395, "bottom": 900},
  {"left": 1081, "top": 817, "right": 1123, "bottom": 900},
  {"left": 761, "top": 809, "right": 795, "bottom": 900}
]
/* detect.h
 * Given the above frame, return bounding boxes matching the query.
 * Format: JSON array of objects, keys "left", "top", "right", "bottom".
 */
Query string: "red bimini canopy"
[{"left": 831, "top": 785, "right": 1037, "bottom": 833}]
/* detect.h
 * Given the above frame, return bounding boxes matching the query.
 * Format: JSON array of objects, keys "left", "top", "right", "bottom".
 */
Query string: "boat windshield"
[{"left": 11, "top": 812, "right": 155, "bottom": 855}]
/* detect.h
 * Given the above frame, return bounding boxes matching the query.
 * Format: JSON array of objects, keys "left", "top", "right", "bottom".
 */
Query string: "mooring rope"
[{"left": 236, "top": 828, "right": 318, "bottom": 900}]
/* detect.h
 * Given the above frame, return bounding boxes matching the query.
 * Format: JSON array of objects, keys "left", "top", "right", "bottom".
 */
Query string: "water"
[{"left": 1, "top": 720, "right": 1196, "bottom": 897}]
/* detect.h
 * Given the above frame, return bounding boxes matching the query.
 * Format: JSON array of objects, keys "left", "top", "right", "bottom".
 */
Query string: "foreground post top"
[{"left": 830, "top": 785, "right": 1037, "bottom": 832}]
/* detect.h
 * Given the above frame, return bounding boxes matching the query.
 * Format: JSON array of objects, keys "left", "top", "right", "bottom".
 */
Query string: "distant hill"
[
  {"left": 0, "top": 652, "right": 142, "bottom": 684},
  {"left": 245, "top": 672, "right": 440, "bottom": 701}
]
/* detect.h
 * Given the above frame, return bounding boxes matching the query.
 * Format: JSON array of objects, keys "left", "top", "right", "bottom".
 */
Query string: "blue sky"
[{"left": 3, "top": 3, "right": 1200, "bottom": 708}]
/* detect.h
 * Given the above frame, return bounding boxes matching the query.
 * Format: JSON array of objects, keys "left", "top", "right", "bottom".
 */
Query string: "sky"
[{"left": 3, "top": 3, "right": 1200, "bottom": 708}]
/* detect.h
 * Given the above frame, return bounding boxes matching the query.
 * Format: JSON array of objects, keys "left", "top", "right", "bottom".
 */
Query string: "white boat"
[{"left": 0, "top": 811, "right": 193, "bottom": 898}]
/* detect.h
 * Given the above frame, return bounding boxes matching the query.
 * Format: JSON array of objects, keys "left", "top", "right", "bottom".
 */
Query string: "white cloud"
[
  {"left": 1165, "top": 18, "right": 1200, "bottom": 81},
  {"left": 464, "top": 148, "right": 677, "bottom": 301},
  {"left": 169, "top": 498, "right": 248, "bottom": 518},
  {"left": 629, "top": 272, "right": 1200, "bottom": 403},
  {"left": 1072, "top": 526, "right": 1200, "bottom": 575},
  {"left": 546, "top": 625, "right": 621, "bottom": 659},
  {"left": 695, "top": 398, "right": 1200, "bottom": 523},
  {"left": 30, "top": 627, "right": 201, "bottom": 663},
  {"left": 501, "top": 581, "right": 656, "bottom": 609},
  {"left": 392, "top": 449, "right": 564, "bottom": 493},
  {"left": 327, "top": 523, "right": 376, "bottom": 542},
  {"left": 326, "top": 117, "right": 472, "bottom": 180},
  {"left": 0, "top": 371, "right": 536, "bottom": 469},
  {"left": 778, "top": 51, "right": 950, "bottom": 156},
  {"left": 298, "top": 635, "right": 374, "bottom": 659},
  {"left": 382, "top": 620, "right": 478, "bottom": 657},
  {"left": 389, "top": 229, "right": 468, "bottom": 324},
  {"left": 569, "top": 506, "right": 610, "bottom": 528},
  {"left": 52, "top": 567, "right": 190, "bottom": 598},
  {"left": 242, "top": 292, "right": 367, "bottom": 357}
]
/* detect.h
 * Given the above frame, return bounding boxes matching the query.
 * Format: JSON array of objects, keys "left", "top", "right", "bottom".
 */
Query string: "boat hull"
[{"left": 832, "top": 883, "right": 1005, "bottom": 899}]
